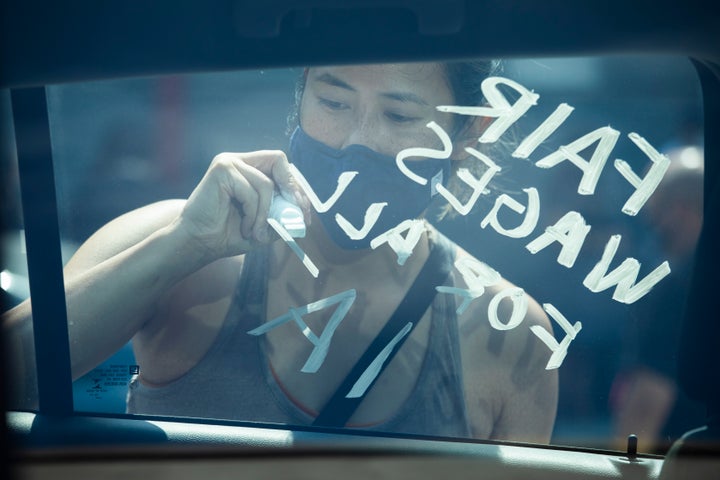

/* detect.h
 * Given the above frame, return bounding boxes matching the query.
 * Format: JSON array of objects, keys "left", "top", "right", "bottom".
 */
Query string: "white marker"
[
  {"left": 487, "top": 287, "right": 528, "bottom": 331},
  {"left": 614, "top": 132, "right": 671, "bottom": 216},
  {"left": 288, "top": 164, "right": 357, "bottom": 213},
  {"left": 583, "top": 234, "right": 671, "bottom": 304},
  {"left": 437, "top": 77, "right": 540, "bottom": 144},
  {"left": 481, "top": 188, "right": 540, "bottom": 239},
  {"left": 395, "top": 121, "right": 453, "bottom": 185},
  {"left": 370, "top": 219, "right": 426, "bottom": 265},
  {"left": 345, "top": 322, "right": 414, "bottom": 398},
  {"left": 535, "top": 126, "right": 620, "bottom": 195},
  {"left": 247, "top": 289, "right": 357, "bottom": 373},
  {"left": 269, "top": 192, "right": 306, "bottom": 238},
  {"left": 437, "top": 147, "right": 501, "bottom": 216},
  {"left": 526, "top": 211, "right": 591, "bottom": 268},
  {"left": 335, "top": 202, "right": 387, "bottom": 240},
  {"left": 531, "top": 303, "right": 582, "bottom": 370},
  {"left": 512, "top": 103, "right": 575, "bottom": 159},
  {"left": 435, "top": 286, "right": 485, "bottom": 315},
  {"left": 267, "top": 218, "right": 319, "bottom": 278},
  {"left": 436, "top": 257, "right": 501, "bottom": 315}
]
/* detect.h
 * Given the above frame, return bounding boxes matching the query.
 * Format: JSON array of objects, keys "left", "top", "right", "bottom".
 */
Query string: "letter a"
[
  {"left": 525, "top": 211, "right": 591, "bottom": 268},
  {"left": 370, "top": 219, "right": 427, "bottom": 265},
  {"left": 247, "top": 289, "right": 357, "bottom": 373},
  {"left": 535, "top": 126, "right": 619, "bottom": 195}
]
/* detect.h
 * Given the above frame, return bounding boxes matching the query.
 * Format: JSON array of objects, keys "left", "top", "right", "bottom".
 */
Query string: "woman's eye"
[
  {"left": 318, "top": 97, "right": 349, "bottom": 111},
  {"left": 385, "top": 111, "right": 420, "bottom": 124}
]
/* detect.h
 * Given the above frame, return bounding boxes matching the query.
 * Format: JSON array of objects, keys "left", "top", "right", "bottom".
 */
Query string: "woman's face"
[{"left": 299, "top": 63, "right": 456, "bottom": 157}]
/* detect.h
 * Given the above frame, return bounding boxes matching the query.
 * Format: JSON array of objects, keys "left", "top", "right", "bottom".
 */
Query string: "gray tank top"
[{"left": 127, "top": 230, "right": 472, "bottom": 438}]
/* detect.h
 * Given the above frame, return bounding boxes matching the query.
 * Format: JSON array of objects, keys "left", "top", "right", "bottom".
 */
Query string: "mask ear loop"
[
  {"left": 449, "top": 105, "right": 494, "bottom": 151},
  {"left": 446, "top": 111, "right": 495, "bottom": 176}
]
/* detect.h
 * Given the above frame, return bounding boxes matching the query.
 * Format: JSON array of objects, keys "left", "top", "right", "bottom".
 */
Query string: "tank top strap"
[{"left": 231, "top": 247, "right": 271, "bottom": 321}]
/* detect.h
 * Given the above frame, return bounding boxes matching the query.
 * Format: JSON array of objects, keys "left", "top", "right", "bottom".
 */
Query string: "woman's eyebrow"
[
  {"left": 315, "top": 72, "right": 355, "bottom": 91},
  {"left": 314, "top": 72, "right": 429, "bottom": 106},
  {"left": 380, "top": 91, "right": 429, "bottom": 106}
]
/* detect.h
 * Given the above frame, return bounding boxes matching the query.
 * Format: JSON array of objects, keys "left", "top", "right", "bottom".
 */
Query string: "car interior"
[{"left": 2, "top": 1, "right": 719, "bottom": 479}]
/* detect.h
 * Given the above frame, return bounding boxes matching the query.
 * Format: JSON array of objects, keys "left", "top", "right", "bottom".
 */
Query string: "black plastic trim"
[
  {"left": 2, "top": 0, "right": 719, "bottom": 88},
  {"left": 10, "top": 88, "right": 74, "bottom": 416}
]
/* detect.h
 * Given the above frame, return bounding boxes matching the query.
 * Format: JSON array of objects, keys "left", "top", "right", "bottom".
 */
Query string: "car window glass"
[{"left": 36, "top": 56, "right": 705, "bottom": 453}]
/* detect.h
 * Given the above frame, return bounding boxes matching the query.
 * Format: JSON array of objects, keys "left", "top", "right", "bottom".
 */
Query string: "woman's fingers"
[
  {"left": 212, "top": 150, "right": 298, "bottom": 244},
  {"left": 245, "top": 150, "right": 312, "bottom": 218},
  {"left": 228, "top": 158, "right": 275, "bottom": 242},
  {"left": 182, "top": 149, "right": 306, "bottom": 261}
]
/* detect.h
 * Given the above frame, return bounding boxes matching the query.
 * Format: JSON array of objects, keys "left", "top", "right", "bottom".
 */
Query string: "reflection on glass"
[
  {"left": 1, "top": 89, "right": 37, "bottom": 410},
  {"left": 2, "top": 57, "right": 705, "bottom": 453}
]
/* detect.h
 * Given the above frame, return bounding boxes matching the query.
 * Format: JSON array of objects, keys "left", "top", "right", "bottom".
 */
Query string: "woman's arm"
[
  {"left": 3, "top": 199, "right": 215, "bottom": 393},
  {"left": 2, "top": 150, "right": 303, "bottom": 407},
  {"left": 2, "top": 200, "right": 196, "bottom": 407}
]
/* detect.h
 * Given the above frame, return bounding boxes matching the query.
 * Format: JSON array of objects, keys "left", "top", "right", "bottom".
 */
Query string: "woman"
[{"left": 4, "top": 61, "right": 557, "bottom": 442}]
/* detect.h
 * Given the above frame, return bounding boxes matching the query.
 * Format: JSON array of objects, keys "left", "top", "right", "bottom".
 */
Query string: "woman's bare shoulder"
[
  {"left": 452, "top": 246, "right": 551, "bottom": 327},
  {"left": 451, "top": 247, "right": 558, "bottom": 440},
  {"left": 452, "top": 246, "right": 553, "bottom": 376}
]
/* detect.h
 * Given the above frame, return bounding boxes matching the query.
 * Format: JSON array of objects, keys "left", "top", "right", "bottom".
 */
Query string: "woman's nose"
[{"left": 340, "top": 116, "right": 385, "bottom": 153}]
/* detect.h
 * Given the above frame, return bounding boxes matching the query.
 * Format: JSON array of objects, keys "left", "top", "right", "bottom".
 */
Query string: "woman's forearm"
[
  {"left": 2, "top": 219, "right": 207, "bottom": 394},
  {"left": 64, "top": 220, "right": 208, "bottom": 379}
]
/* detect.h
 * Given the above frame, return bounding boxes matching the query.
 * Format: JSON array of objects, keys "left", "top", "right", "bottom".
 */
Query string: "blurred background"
[{"left": 0, "top": 56, "right": 705, "bottom": 453}]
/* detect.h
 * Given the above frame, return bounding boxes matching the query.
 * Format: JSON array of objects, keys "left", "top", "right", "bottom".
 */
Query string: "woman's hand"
[{"left": 175, "top": 150, "right": 307, "bottom": 263}]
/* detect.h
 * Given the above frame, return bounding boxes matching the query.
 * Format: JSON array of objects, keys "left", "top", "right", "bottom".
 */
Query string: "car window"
[{"left": 4, "top": 55, "right": 704, "bottom": 455}]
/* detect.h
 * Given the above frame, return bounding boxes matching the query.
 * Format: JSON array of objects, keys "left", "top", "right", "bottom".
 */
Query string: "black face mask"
[{"left": 288, "top": 126, "right": 450, "bottom": 250}]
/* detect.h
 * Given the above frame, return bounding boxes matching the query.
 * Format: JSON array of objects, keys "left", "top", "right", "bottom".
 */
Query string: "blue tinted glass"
[{"left": 36, "top": 56, "right": 703, "bottom": 453}]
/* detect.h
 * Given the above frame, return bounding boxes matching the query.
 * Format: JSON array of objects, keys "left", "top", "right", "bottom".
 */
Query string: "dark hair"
[
  {"left": 438, "top": 60, "right": 512, "bottom": 220},
  {"left": 287, "top": 59, "right": 502, "bottom": 137},
  {"left": 443, "top": 60, "right": 502, "bottom": 137}
]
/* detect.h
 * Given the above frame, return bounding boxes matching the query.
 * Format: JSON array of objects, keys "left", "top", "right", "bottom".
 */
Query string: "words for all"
[{"left": 256, "top": 75, "right": 674, "bottom": 397}]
